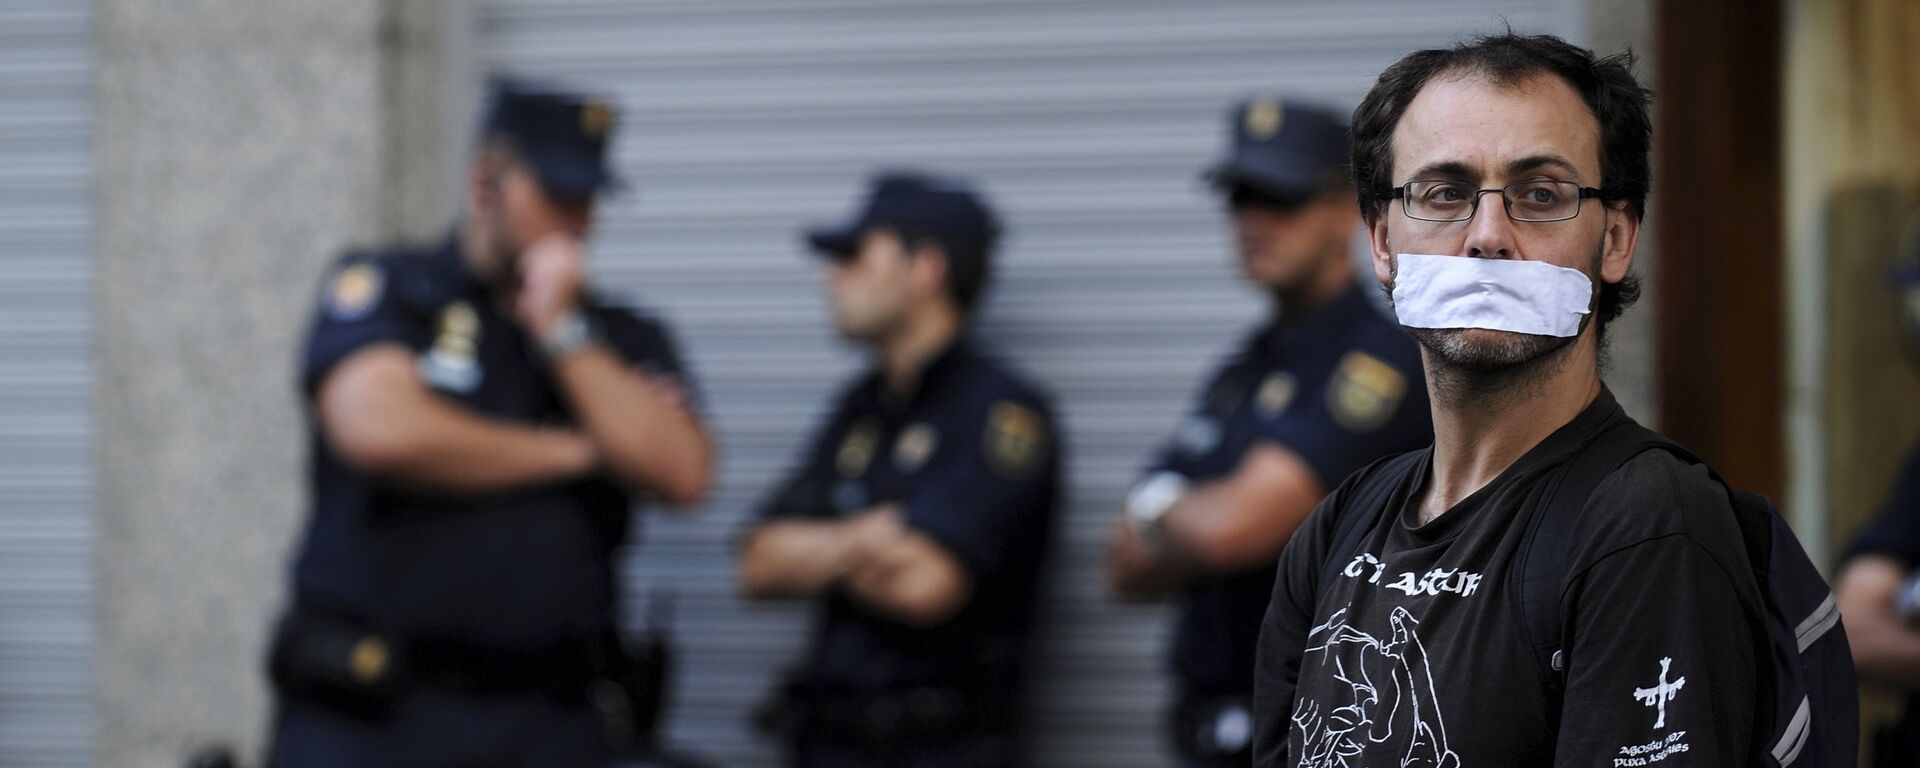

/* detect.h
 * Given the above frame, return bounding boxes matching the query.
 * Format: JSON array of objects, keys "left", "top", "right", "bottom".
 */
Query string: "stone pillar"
[{"left": 92, "top": 1, "right": 447, "bottom": 763}]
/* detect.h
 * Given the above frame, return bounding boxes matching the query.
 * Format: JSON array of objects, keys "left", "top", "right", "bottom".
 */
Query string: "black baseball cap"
[
  {"left": 1203, "top": 96, "right": 1349, "bottom": 206},
  {"left": 481, "top": 76, "right": 624, "bottom": 203},
  {"left": 805, "top": 171, "right": 999, "bottom": 264}
]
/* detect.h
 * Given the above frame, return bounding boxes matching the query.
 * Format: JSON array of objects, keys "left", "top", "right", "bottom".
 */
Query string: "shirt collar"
[
  {"left": 865, "top": 335, "right": 974, "bottom": 414},
  {"left": 1260, "top": 280, "right": 1377, "bottom": 357}
]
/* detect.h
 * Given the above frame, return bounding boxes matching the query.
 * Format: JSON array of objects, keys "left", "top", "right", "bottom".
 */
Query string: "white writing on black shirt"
[
  {"left": 1615, "top": 731, "right": 1690, "bottom": 765},
  {"left": 1341, "top": 552, "right": 1484, "bottom": 598}
]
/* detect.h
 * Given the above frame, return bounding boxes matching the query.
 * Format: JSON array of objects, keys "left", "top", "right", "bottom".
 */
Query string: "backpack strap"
[
  {"left": 1318, "top": 450, "right": 1428, "bottom": 596},
  {"left": 1513, "top": 419, "right": 1687, "bottom": 733}
]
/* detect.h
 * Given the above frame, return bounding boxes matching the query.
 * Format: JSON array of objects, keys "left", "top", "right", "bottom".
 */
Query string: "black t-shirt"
[
  {"left": 753, "top": 339, "right": 1061, "bottom": 696},
  {"left": 1254, "top": 389, "right": 1763, "bottom": 766},
  {"left": 289, "top": 236, "right": 698, "bottom": 649}
]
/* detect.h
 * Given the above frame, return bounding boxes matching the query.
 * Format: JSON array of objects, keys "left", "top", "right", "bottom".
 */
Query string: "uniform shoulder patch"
[
  {"left": 326, "top": 262, "right": 385, "bottom": 321},
  {"left": 836, "top": 417, "right": 881, "bottom": 478},
  {"left": 1327, "top": 351, "right": 1408, "bottom": 432},
  {"left": 984, "top": 401, "right": 1047, "bottom": 479}
]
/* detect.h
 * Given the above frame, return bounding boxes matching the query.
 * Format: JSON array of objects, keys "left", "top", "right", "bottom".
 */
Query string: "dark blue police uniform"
[
  {"left": 756, "top": 338, "right": 1060, "bottom": 768},
  {"left": 268, "top": 81, "right": 691, "bottom": 768},
  {"left": 1132, "top": 96, "right": 1434, "bottom": 766},
  {"left": 1143, "top": 283, "right": 1431, "bottom": 763},
  {"left": 1844, "top": 441, "right": 1920, "bottom": 767}
]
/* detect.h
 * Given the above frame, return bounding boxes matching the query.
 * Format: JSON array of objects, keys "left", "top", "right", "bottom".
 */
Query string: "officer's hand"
[
  {"left": 516, "top": 233, "right": 587, "bottom": 336},
  {"left": 637, "top": 370, "right": 692, "bottom": 414},
  {"left": 843, "top": 504, "right": 908, "bottom": 565}
]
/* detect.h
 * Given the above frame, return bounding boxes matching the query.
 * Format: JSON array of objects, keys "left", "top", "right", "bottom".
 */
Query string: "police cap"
[
  {"left": 481, "top": 76, "right": 624, "bottom": 203},
  {"left": 1203, "top": 96, "right": 1349, "bottom": 206}
]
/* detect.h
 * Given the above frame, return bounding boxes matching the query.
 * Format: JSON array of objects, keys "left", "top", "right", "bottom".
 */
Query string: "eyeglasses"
[{"left": 1390, "top": 180, "right": 1603, "bottom": 223}]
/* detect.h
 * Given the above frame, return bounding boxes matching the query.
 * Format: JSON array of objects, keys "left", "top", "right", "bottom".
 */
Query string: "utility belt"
[
  {"left": 1170, "top": 690, "right": 1254, "bottom": 763},
  {"left": 758, "top": 675, "right": 1010, "bottom": 753},
  {"left": 268, "top": 609, "right": 631, "bottom": 720}
]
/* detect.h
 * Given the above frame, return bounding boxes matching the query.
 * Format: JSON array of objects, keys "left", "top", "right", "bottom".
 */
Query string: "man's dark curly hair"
[{"left": 1351, "top": 32, "right": 1650, "bottom": 334}]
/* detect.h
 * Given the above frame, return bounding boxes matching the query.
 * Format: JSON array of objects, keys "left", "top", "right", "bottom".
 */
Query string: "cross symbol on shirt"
[{"left": 1632, "top": 657, "right": 1688, "bottom": 729}]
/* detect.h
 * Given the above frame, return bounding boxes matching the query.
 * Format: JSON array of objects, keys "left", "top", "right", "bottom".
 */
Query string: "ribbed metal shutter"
[
  {"left": 0, "top": 3, "right": 93, "bottom": 767},
  {"left": 475, "top": 3, "right": 1580, "bottom": 765}
]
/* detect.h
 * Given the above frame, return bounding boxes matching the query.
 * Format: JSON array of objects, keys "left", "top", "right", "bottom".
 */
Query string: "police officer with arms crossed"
[
  {"left": 1253, "top": 34, "right": 1772, "bottom": 766},
  {"left": 268, "top": 78, "right": 714, "bottom": 767},
  {"left": 737, "top": 171, "right": 1061, "bottom": 768},
  {"left": 1106, "top": 98, "right": 1431, "bottom": 767}
]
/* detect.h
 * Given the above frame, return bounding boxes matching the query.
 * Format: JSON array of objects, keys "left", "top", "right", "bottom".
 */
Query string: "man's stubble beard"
[{"left": 1388, "top": 240, "right": 1604, "bottom": 403}]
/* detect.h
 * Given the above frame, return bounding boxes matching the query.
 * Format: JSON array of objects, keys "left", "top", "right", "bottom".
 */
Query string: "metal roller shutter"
[
  {"left": 473, "top": 2, "right": 1580, "bottom": 765},
  {"left": 0, "top": 3, "right": 94, "bottom": 767}
]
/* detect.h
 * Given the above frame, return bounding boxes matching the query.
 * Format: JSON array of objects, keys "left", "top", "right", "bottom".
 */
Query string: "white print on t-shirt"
[
  {"left": 1341, "top": 552, "right": 1484, "bottom": 598},
  {"left": 1632, "top": 657, "right": 1687, "bottom": 729},
  {"left": 1614, "top": 731, "right": 1691, "bottom": 766},
  {"left": 1292, "top": 606, "right": 1461, "bottom": 768}
]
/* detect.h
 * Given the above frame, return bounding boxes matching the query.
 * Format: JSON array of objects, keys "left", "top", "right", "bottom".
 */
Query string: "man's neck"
[
  {"left": 878, "top": 304, "right": 962, "bottom": 401},
  {"left": 1272, "top": 251, "right": 1354, "bottom": 325},
  {"left": 458, "top": 220, "right": 509, "bottom": 292},
  {"left": 1417, "top": 335, "right": 1604, "bottom": 525}
]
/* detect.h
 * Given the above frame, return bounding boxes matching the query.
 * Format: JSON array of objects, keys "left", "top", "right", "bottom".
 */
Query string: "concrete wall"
[{"left": 92, "top": 2, "right": 446, "bottom": 763}]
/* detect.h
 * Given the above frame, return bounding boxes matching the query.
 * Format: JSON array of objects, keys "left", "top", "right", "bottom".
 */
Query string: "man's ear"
[
  {"left": 1366, "top": 208, "right": 1395, "bottom": 286},
  {"left": 468, "top": 151, "right": 504, "bottom": 218},
  {"left": 908, "top": 240, "right": 951, "bottom": 303},
  {"left": 1599, "top": 202, "right": 1640, "bottom": 285}
]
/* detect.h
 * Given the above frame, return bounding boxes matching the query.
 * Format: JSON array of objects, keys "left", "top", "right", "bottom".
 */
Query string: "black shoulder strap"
[
  {"left": 1515, "top": 420, "right": 1693, "bottom": 730},
  {"left": 1317, "top": 451, "right": 1427, "bottom": 593}
]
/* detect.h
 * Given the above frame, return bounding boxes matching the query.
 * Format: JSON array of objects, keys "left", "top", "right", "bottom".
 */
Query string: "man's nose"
[{"left": 1461, "top": 189, "right": 1517, "bottom": 259}]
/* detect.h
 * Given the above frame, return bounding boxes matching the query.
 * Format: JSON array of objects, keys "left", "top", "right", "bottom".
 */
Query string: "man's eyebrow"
[
  {"left": 1507, "top": 154, "right": 1582, "bottom": 179},
  {"left": 1405, "top": 161, "right": 1475, "bottom": 181}
]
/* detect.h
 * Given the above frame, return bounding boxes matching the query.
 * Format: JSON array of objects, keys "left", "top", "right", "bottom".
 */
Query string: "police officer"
[
  {"left": 1105, "top": 98, "right": 1431, "bottom": 766},
  {"left": 268, "top": 78, "right": 715, "bottom": 768},
  {"left": 1836, "top": 215, "right": 1920, "bottom": 768},
  {"left": 737, "top": 171, "right": 1061, "bottom": 768}
]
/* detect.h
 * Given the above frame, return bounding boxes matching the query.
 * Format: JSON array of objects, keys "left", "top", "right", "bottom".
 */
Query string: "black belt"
[
  {"left": 270, "top": 609, "right": 617, "bottom": 718},
  {"left": 767, "top": 679, "right": 1011, "bottom": 752}
]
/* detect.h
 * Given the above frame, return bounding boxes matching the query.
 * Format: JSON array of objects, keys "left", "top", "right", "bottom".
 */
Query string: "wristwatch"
[
  {"left": 540, "top": 309, "right": 600, "bottom": 360},
  {"left": 1124, "top": 471, "right": 1189, "bottom": 549}
]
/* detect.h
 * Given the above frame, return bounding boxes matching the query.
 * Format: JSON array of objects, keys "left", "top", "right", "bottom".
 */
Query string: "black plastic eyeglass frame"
[{"left": 1389, "top": 180, "right": 1604, "bottom": 223}]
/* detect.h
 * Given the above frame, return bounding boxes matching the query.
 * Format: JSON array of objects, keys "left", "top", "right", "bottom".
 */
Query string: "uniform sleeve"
[
  {"left": 299, "top": 256, "right": 424, "bottom": 396},
  {"left": 1842, "top": 439, "right": 1920, "bottom": 568},
  {"left": 750, "top": 393, "right": 857, "bottom": 525},
  {"left": 1140, "top": 363, "right": 1235, "bottom": 478},
  {"left": 1256, "top": 344, "right": 1431, "bottom": 490},
  {"left": 1252, "top": 475, "right": 1350, "bottom": 767},
  {"left": 592, "top": 306, "right": 705, "bottom": 413},
  {"left": 1553, "top": 456, "right": 1762, "bottom": 767},
  {"left": 898, "top": 395, "right": 1058, "bottom": 579}
]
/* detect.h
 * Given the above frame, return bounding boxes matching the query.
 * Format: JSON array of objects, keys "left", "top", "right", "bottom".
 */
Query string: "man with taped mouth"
[{"left": 1250, "top": 34, "right": 1841, "bottom": 766}]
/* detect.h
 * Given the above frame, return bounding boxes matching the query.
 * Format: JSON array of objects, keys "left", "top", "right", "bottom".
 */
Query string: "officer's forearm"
[
  {"left": 550, "top": 346, "right": 714, "bottom": 504},
  {"left": 737, "top": 520, "right": 864, "bottom": 599},
  {"left": 843, "top": 535, "right": 970, "bottom": 628},
  {"left": 319, "top": 346, "right": 598, "bottom": 493},
  {"left": 1162, "top": 442, "right": 1323, "bottom": 571},
  {"left": 1836, "top": 557, "right": 1920, "bottom": 689}
]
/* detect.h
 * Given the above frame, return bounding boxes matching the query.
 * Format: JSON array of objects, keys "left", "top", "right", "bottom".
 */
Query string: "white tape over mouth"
[{"left": 1390, "top": 253, "right": 1593, "bottom": 338}]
